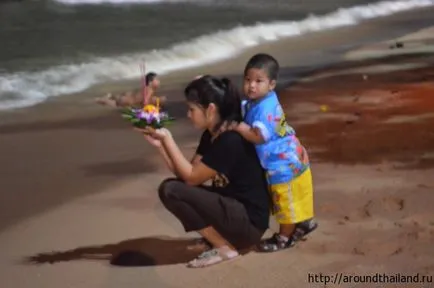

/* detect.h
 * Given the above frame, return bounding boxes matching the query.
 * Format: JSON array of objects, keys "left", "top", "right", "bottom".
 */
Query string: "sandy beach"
[{"left": 1, "top": 8, "right": 434, "bottom": 288}]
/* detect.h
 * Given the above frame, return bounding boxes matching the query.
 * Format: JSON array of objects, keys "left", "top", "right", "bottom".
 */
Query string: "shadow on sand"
[{"left": 23, "top": 236, "right": 206, "bottom": 267}]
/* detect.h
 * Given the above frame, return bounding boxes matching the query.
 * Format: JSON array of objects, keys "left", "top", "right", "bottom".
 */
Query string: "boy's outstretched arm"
[{"left": 235, "top": 122, "right": 266, "bottom": 144}]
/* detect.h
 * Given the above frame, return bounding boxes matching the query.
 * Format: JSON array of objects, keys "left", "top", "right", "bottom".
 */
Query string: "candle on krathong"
[{"left": 140, "top": 62, "right": 147, "bottom": 105}]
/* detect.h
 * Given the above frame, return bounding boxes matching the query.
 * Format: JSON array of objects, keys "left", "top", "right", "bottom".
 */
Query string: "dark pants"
[{"left": 158, "top": 178, "right": 265, "bottom": 250}]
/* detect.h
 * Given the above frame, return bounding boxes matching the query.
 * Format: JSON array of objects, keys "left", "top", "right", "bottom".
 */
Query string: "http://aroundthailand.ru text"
[{"left": 308, "top": 272, "right": 432, "bottom": 286}]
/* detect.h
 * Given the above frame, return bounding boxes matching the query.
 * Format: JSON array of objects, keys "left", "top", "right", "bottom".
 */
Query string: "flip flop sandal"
[{"left": 187, "top": 247, "right": 239, "bottom": 268}]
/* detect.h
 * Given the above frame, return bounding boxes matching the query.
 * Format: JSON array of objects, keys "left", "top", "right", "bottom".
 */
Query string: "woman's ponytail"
[{"left": 220, "top": 77, "right": 242, "bottom": 124}]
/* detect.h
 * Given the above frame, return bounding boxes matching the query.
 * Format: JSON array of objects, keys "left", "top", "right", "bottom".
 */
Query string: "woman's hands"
[
  {"left": 142, "top": 133, "right": 163, "bottom": 148},
  {"left": 134, "top": 127, "right": 172, "bottom": 148}
]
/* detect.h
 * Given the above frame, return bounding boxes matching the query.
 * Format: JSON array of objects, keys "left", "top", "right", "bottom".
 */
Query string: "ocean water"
[{"left": 0, "top": 0, "right": 433, "bottom": 110}]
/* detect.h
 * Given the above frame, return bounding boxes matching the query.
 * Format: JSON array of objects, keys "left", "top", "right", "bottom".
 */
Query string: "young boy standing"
[{"left": 234, "top": 53, "right": 317, "bottom": 252}]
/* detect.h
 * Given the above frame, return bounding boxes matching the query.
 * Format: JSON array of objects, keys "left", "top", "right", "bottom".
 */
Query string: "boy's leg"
[
  {"left": 279, "top": 224, "right": 296, "bottom": 239},
  {"left": 258, "top": 168, "right": 317, "bottom": 252}
]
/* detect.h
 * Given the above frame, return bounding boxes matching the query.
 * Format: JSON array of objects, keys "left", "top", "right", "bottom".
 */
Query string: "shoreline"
[{"left": 1, "top": 6, "right": 434, "bottom": 119}]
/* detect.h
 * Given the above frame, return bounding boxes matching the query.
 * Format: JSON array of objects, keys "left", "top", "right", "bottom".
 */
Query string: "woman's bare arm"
[
  {"left": 162, "top": 135, "right": 216, "bottom": 186},
  {"left": 157, "top": 147, "right": 202, "bottom": 178},
  {"left": 157, "top": 145, "right": 180, "bottom": 177}
]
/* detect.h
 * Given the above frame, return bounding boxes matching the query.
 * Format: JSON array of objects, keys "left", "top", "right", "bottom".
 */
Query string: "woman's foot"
[
  {"left": 186, "top": 237, "right": 212, "bottom": 252},
  {"left": 187, "top": 245, "right": 239, "bottom": 268},
  {"left": 257, "top": 218, "right": 318, "bottom": 252}
]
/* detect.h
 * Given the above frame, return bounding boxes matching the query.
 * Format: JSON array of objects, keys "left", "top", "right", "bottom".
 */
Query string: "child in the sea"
[
  {"left": 96, "top": 72, "right": 166, "bottom": 108},
  {"left": 232, "top": 53, "right": 317, "bottom": 252}
]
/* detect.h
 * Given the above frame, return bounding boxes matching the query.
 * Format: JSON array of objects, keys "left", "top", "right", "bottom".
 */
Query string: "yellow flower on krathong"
[{"left": 143, "top": 104, "right": 159, "bottom": 114}]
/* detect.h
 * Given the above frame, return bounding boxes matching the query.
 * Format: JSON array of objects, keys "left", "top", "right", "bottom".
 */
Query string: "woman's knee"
[{"left": 158, "top": 178, "right": 183, "bottom": 202}]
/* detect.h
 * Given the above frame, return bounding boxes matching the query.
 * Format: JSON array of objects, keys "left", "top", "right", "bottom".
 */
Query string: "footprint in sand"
[
  {"left": 353, "top": 238, "right": 404, "bottom": 257},
  {"left": 395, "top": 213, "right": 434, "bottom": 242},
  {"left": 359, "top": 197, "right": 405, "bottom": 218},
  {"left": 382, "top": 196, "right": 405, "bottom": 211}
]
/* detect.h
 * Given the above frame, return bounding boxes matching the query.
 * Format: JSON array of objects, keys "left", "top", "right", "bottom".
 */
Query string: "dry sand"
[{"left": 1, "top": 16, "right": 434, "bottom": 288}]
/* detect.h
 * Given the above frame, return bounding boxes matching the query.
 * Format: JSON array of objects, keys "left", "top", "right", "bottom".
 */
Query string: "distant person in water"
[{"left": 96, "top": 72, "right": 167, "bottom": 108}]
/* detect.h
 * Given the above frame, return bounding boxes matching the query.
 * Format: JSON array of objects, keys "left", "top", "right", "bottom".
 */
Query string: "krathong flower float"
[
  {"left": 122, "top": 62, "right": 174, "bottom": 129},
  {"left": 122, "top": 100, "right": 174, "bottom": 129}
]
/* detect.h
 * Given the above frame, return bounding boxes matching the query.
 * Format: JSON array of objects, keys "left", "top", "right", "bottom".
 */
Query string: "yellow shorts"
[{"left": 269, "top": 168, "right": 314, "bottom": 224}]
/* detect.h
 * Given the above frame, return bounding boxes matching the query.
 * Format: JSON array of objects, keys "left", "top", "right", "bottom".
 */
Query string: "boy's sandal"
[
  {"left": 187, "top": 246, "right": 239, "bottom": 268},
  {"left": 257, "top": 233, "right": 295, "bottom": 252},
  {"left": 258, "top": 218, "right": 319, "bottom": 252},
  {"left": 292, "top": 218, "right": 318, "bottom": 241}
]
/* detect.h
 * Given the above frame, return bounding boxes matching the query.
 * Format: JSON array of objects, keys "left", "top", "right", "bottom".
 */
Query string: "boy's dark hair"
[
  {"left": 184, "top": 75, "right": 242, "bottom": 132},
  {"left": 244, "top": 53, "right": 279, "bottom": 81},
  {"left": 145, "top": 72, "right": 157, "bottom": 85}
]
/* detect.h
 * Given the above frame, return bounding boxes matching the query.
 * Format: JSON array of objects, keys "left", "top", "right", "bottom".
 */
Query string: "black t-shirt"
[{"left": 196, "top": 130, "right": 270, "bottom": 230}]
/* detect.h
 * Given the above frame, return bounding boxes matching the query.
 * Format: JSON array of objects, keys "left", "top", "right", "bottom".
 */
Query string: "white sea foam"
[
  {"left": 1, "top": 0, "right": 433, "bottom": 110},
  {"left": 54, "top": 0, "right": 198, "bottom": 4}
]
